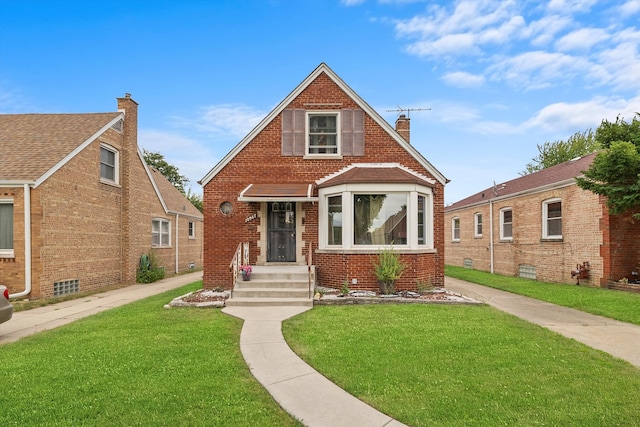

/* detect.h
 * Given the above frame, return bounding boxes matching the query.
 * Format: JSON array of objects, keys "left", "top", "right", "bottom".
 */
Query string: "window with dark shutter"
[
  {"left": 282, "top": 109, "right": 305, "bottom": 156},
  {"left": 342, "top": 109, "right": 364, "bottom": 156}
]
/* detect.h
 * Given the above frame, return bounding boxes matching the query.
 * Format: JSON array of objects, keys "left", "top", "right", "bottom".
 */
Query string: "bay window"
[{"left": 319, "top": 183, "right": 433, "bottom": 250}]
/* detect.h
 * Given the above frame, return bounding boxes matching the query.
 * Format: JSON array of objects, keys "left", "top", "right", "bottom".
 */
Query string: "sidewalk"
[
  {"left": 223, "top": 306, "right": 408, "bottom": 427},
  {"left": 445, "top": 276, "right": 640, "bottom": 367},
  {"left": 0, "top": 271, "right": 202, "bottom": 345}
]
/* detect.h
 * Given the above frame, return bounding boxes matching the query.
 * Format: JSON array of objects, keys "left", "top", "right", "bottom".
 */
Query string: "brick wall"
[
  {"left": 0, "top": 187, "right": 25, "bottom": 295},
  {"left": 203, "top": 72, "right": 445, "bottom": 290},
  {"left": 445, "top": 184, "right": 608, "bottom": 286}
]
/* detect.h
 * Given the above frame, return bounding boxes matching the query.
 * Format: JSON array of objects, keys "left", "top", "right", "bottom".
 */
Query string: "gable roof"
[
  {"left": 199, "top": 63, "right": 448, "bottom": 187},
  {"left": 317, "top": 163, "right": 436, "bottom": 188},
  {"left": 446, "top": 152, "right": 597, "bottom": 212},
  {"left": 0, "top": 112, "right": 123, "bottom": 185},
  {"left": 148, "top": 165, "right": 203, "bottom": 219}
]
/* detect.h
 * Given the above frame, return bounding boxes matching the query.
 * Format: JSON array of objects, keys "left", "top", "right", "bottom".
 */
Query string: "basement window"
[
  {"left": 54, "top": 279, "right": 80, "bottom": 297},
  {"left": 519, "top": 265, "right": 537, "bottom": 280}
]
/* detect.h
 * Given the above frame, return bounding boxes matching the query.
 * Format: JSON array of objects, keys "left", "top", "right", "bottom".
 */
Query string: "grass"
[
  {"left": 0, "top": 281, "right": 300, "bottom": 427},
  {"left": 446, "top": 265, "right": 640, "bottom": 325},
  {"left": 283, "top": 304, "right": 640, "bottom": 426}
]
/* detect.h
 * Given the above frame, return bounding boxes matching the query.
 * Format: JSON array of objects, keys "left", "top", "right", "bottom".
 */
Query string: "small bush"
[{"left": 136, "top": 250, "right": 165, "bottom": 283}]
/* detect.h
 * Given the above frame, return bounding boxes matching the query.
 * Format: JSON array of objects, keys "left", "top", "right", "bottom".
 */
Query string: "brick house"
[
  {"left": 200, "top": 63, "right": 448, "bottom": 293},
  {"left": 0, "top": 94, "right": 203, "bottom": 299},
  {"left": 444, "top": 153, "right": 640, "bottom": 290}
]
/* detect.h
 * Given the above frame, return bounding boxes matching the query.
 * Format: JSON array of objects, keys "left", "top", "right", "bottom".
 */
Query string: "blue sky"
[{"left": 1, "top": 0, "right": 639, "bottom": 204}]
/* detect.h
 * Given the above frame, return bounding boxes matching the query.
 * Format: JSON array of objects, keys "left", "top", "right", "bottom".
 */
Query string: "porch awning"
[{"left": 238, "top": 183, "right": 318, "bottom": 202}]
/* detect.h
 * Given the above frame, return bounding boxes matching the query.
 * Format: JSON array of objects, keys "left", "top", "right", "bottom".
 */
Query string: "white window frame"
[
  {"left": 100, "top": 144, "right": 119, "bottom": 185},
  {"left": 318, "top": 183, "right": 433, "bottom": 250},
  {"left": 152, "top": 218, "right": 171, "bottom": 247},
  {"left": 306, "top": 111, "right": 340, "bottom": 157},
  {"left": 0, "top": 199, "right": 14, "bottom": 258},
  {"left": 500, "top": 207, "right": 513, "bottom": 241},
  {"left": 542, "top": 198, "right": 562, "bottom": 239},
  {"left": 452, "top": 217, "right": 460, "bottom": 242},
  {"left": 188, "top": 221, "right": 196, "bottom": 239},
  {"left": 474, "top": 212, "right": 483, "bottom": 237}
]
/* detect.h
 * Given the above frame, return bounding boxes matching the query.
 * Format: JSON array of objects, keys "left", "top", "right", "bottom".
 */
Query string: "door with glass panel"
[{"left": 267, "top": 202, "right": 296, "bottom": 262}]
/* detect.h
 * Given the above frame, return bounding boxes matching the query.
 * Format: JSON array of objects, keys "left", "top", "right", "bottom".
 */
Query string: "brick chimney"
[
  {"left": 116, "top": 93, "right": 139, "bottom": 284},
  {"left": 395, "top": 114, "right": 410, "bottom": 143}
]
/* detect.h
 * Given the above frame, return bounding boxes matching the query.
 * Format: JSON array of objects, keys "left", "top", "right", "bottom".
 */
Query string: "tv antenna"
[{"left": 385, "top": 105, "right": 431, "bottom": 117}]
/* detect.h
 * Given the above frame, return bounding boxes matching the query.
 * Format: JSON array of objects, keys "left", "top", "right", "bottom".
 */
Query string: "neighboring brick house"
[
  {"left": 200, "top": 63, "right": 449, "bottom": 292},
  {"left": 444, "top": 153, "right": 640, "bottom": 289},
  {"left": 0, "top": 94, "right": 203, "bottom": 299}
]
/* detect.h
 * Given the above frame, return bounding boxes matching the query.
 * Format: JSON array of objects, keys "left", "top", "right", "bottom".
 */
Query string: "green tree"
[
  {"left": 576, "top": 114, "right": 640, "bottom": 219},
  {"left": 142, "top": 149, "right": 189, "bottom": 194},
  {"left": 186, "top": 188, "right": 203, "bottom": 213},
  {"left": 521, "top": 129, "right": 599, "bottom": 175}
]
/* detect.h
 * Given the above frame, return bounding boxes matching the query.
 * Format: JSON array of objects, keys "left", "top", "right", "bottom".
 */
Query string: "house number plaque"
[{"left": 245, "top": 214, "right": 257, "bottom": 223}]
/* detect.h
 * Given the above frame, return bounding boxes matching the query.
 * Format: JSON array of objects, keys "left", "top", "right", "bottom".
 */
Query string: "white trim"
[
  {"left": 199, "top": 63, "right": 448, "bottom": 187},
  {"left": 139, "top": 150, "right": 169, "bottom": 214},
  {"left": 451, "top": 217, "right": 460, "bottom": 242},
  {"left": 499, "top": 207, "right": 513, "bottom": 241},
  {"left": 316, "top": 162, "right": 436, "bottom": 186},
  {"left": 152, "top": 218, "right": 171, "bottom": 248},
  {"left": 542, "top": 198, "right": 563, "bottom": 239},
  {"left": 238, "top": 183, "right": 318, "bottom": 202},
  {"left": 99, "top": 143, "right": 120, "bottom": 185},
  {"left": 305, "top": 110, "right": 341, "bottom": 156},
  {"left": 474, "top": 212, "right": 483, "bottom": 237},
  {"left": 34, "top": 114, "right": 124, "bottom": 188},
  {"left": 318, "top": 183, "right": 434, "bottom": 250}
]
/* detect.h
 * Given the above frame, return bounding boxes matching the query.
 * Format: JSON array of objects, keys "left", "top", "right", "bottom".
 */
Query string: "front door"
[{"left": 267, "top": 202, "right": 296, "bottom": 262}]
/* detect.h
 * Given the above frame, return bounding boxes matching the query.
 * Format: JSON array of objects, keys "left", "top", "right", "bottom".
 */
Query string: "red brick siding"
[{"left": 203, "top": 73, "right": 445, "bottom": 290}]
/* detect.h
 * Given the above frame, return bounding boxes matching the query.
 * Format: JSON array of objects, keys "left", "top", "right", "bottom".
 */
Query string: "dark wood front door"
[{"left": 267, "top": 202, "right": 296, "bottom": 262}]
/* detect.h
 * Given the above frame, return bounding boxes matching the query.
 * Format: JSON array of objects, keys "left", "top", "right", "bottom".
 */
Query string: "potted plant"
[
  {"left": 373, "top": 245, "right": 406, "bottom": 295},
  {"left": 240, "top": 265, "right": 252, "bottom": 281}
]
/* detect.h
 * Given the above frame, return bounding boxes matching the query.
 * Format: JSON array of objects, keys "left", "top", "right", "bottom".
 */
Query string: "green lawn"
[
  {"left": 283, "top": 304, "right": 640, "bottom": 426},
  {"left": 446, "top": 265, "right": 640, "bottom": 325},
  {"left": 0, "top": 282, "right": 300, "bottom": 427}
]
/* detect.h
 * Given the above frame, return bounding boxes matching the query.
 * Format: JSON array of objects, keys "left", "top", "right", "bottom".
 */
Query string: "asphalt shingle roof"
[
  {"left": 0, "top": 113, "right": 120, "bottom": 181},
  {"left": 446, "top": 152, "right": 597, "bottom": 211}
]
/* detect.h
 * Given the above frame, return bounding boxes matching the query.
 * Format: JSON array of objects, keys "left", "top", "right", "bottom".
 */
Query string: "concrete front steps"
[{"left": 226, "top": 265, "right": 314, "bottom": 307}]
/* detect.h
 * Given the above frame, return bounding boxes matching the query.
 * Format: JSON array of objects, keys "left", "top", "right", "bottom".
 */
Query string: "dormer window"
[{"left": 307, "top": 112, "right": 339, "bottom": 155}]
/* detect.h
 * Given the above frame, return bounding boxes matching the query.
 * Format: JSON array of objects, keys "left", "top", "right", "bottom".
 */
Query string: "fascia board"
[
  {"left": 138, "top": 149, "right": 169, "bottom": 214},
  {"left": 199, "top": 63, "right": 449, "bottom": 187},
  {"left": 33, "top": 114, "right": 125, "bottom": 188}
]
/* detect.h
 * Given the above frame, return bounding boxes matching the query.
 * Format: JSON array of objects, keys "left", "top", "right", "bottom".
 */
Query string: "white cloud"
[
  {"left": 620, "top": 0, "right": 640, "bottom": 15},
  {"left": 340, "top": 0, "right": 365, "bottom": 6},
  {"left": 171, "top": 103, "right": 266, "bottom": 139},
  {"left": 488, "top": 51, "right": 589, "bottom": 89},
  {"left": 554, "top": 27, "right": 610, "bottom": 51},
  {"left": 522, "top": 95, "right": 640, "bottom": 134},
  {"left": 546, "top": 0, "right": 598, "bottom": 14},
  {"left": 526, "top": 15, "right": 573, "bottom": 47},
  {"left": 441, "top": 71, "right": 485, "bottom": 87}
]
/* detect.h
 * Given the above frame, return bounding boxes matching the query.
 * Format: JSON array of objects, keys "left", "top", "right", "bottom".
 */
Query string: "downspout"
[
  {"left": 11, "top": 184, "right": 32, "bottom": 298},
  {"left": 175, "top": 213, "right": 179, "bottom": 274},
  {"left": 489, "top": 199, "right": 494, "bottom": 274}
]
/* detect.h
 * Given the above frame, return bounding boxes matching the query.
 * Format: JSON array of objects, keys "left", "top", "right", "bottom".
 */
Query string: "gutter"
[{"left": 10, "top": 184, "right": 32, "bottom": 298}]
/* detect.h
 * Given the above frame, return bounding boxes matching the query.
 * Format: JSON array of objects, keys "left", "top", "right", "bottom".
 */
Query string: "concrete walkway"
[
  {"left": 4, "top": 273, "right": 638, "bottom": 426},
  {"left": 0, "top": 272, "right": 202, "bottom": 345},
  {"left": 223, "top": 306, "right": 407, "bottom": 427},
  {"left": 445, "top": 276, "right": 640, "bottom": 368}
]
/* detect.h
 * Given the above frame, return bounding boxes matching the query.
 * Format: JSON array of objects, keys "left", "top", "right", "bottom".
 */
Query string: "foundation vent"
[{"left": 54, "top": 279, "right": 80, "bottom": 297}]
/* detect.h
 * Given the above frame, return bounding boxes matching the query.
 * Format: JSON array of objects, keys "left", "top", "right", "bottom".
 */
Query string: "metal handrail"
[
  {"left": 229, "top": 242, "right": 242, "bottom": 298},
  {"left": 307, "top": 241, "right": 313, "bottom": 299}
]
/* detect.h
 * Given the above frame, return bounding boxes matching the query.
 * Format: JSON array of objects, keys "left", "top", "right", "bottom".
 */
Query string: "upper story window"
[
  {"left": 452, "top": 217, "right": 460, "bottom": 242},
  {"left": 100, "top": 144, "right": 119, "bottom": 184},
  {"left": 500, "top": 208, "right": 513, "bottom": 240},
  {"left": 543, "top": 199, "right": 562, "bottom": 239},
  {"left": 282, "top": 108, "right": 364, "bottom": 157},
  {"left": 152, "top": 218, "right": 171, "bottom": 247},
  {"left": 307, "top": 112, "right": 339, "bottom": 155},
  {"left": 0, "top": 200, "right": 14, "bottom": 258},
  {"left": 474, "top": 212, "right": 483, "bottom": 237}
]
